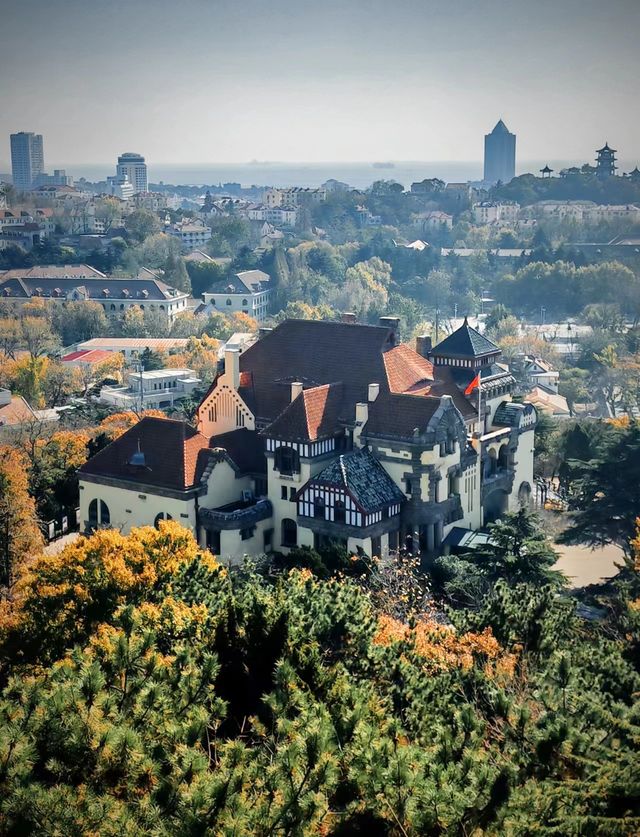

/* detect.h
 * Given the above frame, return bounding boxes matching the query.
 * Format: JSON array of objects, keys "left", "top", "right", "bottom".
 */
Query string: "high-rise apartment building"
[
  {"left": 10, "top": 132, "right": 45, "bottom": 190},
  {"left": 483, "top": 120, "right": 516, "bottom": 185},
  {"left": 116, "top": 152, "right": 148, "bottom": 193}
]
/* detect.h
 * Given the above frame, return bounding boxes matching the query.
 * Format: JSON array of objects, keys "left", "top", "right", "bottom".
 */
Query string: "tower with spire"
[
  {"left": 483, "top": 119, "right": 516, "bottom": 185},
  {"left": 595, "top": 142, "right": 617, "bottom": 179}
]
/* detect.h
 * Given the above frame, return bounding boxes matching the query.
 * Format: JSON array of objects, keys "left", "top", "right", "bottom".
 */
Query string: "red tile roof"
[
  {"left": 383, "top": 343, "right": 434, "bottom": 392},
  {"left": 80, "top": 417, "right": 211, "bottom": 491},
  {"left": 265, "top": 383, "right": 344, "bottom": 442},
  {"left": 62, "top": 349, "right": 115, "bottom": 364}
]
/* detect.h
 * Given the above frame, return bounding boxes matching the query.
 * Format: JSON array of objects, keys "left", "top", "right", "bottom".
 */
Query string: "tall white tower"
[{"left": 116, "top": 152, "right": 148, "bottom": 193}]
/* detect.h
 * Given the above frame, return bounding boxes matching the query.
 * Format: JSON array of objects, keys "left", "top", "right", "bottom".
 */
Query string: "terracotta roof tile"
[
  {"left": 80, "top": 417, "right": 211, "bottom": 491},
  {"left": 383, "top": 343, "right": 434, "bottom": 392},
  {"left": 265, "top": 383, "right": 344, "bottom": 442}
]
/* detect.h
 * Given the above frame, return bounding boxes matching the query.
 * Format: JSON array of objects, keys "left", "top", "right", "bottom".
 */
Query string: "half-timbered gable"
[{"left": 297, "top": 448, "right": 405, "bottom": 532}]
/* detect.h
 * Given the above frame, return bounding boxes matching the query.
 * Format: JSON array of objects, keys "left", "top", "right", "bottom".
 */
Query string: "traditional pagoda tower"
[
  {"left": 626, "top": 166, "right": 640, "bottom": 182},
  {"left": 595, "top": 142, "right": 617, "bottom": 179}
]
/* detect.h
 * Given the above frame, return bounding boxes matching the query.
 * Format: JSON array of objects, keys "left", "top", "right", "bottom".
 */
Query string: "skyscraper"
[
  {"left": 10, "top": 132, "right": 45, "bottom": 190},
  {"left": 483, "top": 120, "right": 516, "bottom": 184},
  {"left": 116, "top": 152, "right": 148, "bottom": 193}
]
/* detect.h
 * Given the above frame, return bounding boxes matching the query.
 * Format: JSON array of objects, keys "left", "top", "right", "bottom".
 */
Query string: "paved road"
[
  {"left": 554, "top": 543, "right": 622, "bottom": 588},
  {"left": 43, "top": 532, "right": 81, "bottom": 555}
]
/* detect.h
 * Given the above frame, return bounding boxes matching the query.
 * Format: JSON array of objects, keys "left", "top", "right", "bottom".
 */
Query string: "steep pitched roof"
[
  {"left": 210, "top": 428, "right": 266, "bottom": 475},
  {"left": 80, "top": 417, "right": 211, "bottom": 491},
  {"left": 383, "top": 343, "right": 434, "bottom": 392},
  {"left": 237, "top": 320, "right": 398, "bottom": 425},
  {"left": 365, "top": 393, "right": 442, "bottom": 439},
  {"left": 431, "top": 319, "right": 500, "bottom": 358},
  {"left": 265, "top": 383, "right": 344, "bottom": 442},
  {"left": 307, "top": 448, "right": 404, "bottom": 513}
]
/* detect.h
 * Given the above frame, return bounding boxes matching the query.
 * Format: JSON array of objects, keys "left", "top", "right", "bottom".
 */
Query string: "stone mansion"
[{"left": 79, "top": 317, "right": 536, "bottom": 561}]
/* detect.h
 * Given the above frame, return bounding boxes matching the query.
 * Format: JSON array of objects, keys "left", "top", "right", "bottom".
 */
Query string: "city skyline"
[{"left": 1, "top": 0, "right": 638, "bottom": 168}]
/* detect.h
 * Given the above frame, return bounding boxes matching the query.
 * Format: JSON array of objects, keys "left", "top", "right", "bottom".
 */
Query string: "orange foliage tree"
[
  {"left": 0, "top": 445, "right": 43, "bottom": 592},
  {"left": 0, "top": 520, "right": 220, "bottom": 665}
]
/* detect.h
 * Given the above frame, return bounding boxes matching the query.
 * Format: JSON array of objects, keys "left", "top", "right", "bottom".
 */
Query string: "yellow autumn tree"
[
  {"left": 0, "top": 520, "right": 220, "bottom": 665},
  {"left": 0, "top": 445, "right": 43, "bottom": 593},
  {"left": 97, "top": 409, "right": 166, "bottom": 440}
]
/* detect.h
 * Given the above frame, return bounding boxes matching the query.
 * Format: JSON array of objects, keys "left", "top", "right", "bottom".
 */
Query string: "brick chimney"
[
  {"left": 342, "top": 312, "right": 357, "bottom": 324},
  {"left": 415, "top": 334, "right": 432, "bottom": 358},
  {"left": 379, "top": 316, "right": 400, "bottom": 345}
]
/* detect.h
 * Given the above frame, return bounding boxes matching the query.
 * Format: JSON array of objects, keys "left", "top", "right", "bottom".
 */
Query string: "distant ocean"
[{"left": 33, "top": 159, "right": 640, "bottom": 189}]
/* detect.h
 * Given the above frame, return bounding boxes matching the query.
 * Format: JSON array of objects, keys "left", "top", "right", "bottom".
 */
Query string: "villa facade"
[{"left": 79, "top": 318, "right": 535, "bottom": 563}]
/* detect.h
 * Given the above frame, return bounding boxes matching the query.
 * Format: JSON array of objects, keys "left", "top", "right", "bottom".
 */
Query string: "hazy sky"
[{"left": 1, "top": 0, "right": 638, "bottom": 167}]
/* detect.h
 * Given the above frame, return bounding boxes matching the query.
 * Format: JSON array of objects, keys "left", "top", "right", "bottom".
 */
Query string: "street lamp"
[{"left": 540, "top": 306, "right": 546, "bottom": 325}]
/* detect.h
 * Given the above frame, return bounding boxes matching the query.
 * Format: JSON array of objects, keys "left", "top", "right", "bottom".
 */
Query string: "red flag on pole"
[{"left": 464, "top": 372, "right": 480, "bottom": 396}]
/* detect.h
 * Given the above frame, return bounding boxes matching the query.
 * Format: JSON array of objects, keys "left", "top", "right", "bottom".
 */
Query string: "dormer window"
[{"left": 274, "top": 446, "right": 300, "bottom": 475}]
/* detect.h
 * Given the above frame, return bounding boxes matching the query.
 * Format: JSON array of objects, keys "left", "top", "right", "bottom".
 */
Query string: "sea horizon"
[{"left": 5, "top": 157, "right": 636, "bottom": 190}]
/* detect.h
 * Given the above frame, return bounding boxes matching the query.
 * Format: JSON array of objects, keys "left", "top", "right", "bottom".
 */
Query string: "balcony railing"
[{"left": 199, "top": 498, "right": 272, "bottom": 531}]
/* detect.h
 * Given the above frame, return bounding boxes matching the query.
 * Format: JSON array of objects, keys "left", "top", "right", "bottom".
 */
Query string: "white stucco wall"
[{"left": 79, "top": 479, "right": 196, "bottom": 535}]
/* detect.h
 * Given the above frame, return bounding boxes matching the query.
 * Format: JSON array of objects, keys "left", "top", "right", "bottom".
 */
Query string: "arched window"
[
  {"left": 226, "top": 298, "right": 232, "bottom": 306},
  {"left": 154, "top": 512, "right": 173, "bottom": 528},
  {"left": 334, "top": 499, "right": 346, "bottom": 524},
  {"left": 88, "top": 498, "right": 110, "bottom": 529},
  {"left": 281, "top": 518, "right": 297, "bottom": 548},
  {"left": 242, "top": 298, "right": 248, "bottom": 307},
  {"left": 314, "top": 495, "right": 325, "bottom": 519},
  {"left": 274, "top": 446, "right": 300, "bottom": 475},
  {"left": 110, "top": 304, "right": 116, "bottom": 311}
]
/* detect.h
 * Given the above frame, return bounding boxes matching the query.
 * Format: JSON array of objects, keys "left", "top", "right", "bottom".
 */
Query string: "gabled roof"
[
  {"left": 80, "top": 417, "right": 211, "bottom": 491},
  {"left": 306, "top": 448, "right": 404, "bottom": 513},
  {"left": 265, "top": 383, "right": 344, "bottom": 443},
  {"left": 431, "top": 318, "right": 500, "bottom": 358},
  {"left": 383, "top": 343, "right": 434, "bottom": 393},
  {"left": 210, "top": 428, "right": 266, "bottom": 475}
]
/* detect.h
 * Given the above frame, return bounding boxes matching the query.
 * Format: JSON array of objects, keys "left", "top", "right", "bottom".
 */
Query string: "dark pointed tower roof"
[
  {"left": 596, "top": 141, "right": 617, "bottom": 153},
  {"left": 431, "top": 318, "right": 500, "bottom": 358}
]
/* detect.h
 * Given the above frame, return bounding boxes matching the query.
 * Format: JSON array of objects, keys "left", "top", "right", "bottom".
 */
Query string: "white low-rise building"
[
  {"left": 166, "top": 219, "right": 212, "bottom": 250},
  {"left": 0, "top": 268, "right": 189, "bottom": 323},
  {"left": 473, "top": 201, "right": 520, "bottom": 225},
  {"left": 100, "top": 368, "right": 201, "bottom": 410},
  {"left": 202, "top": 269, "right": 272, "bottom": 322}
]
